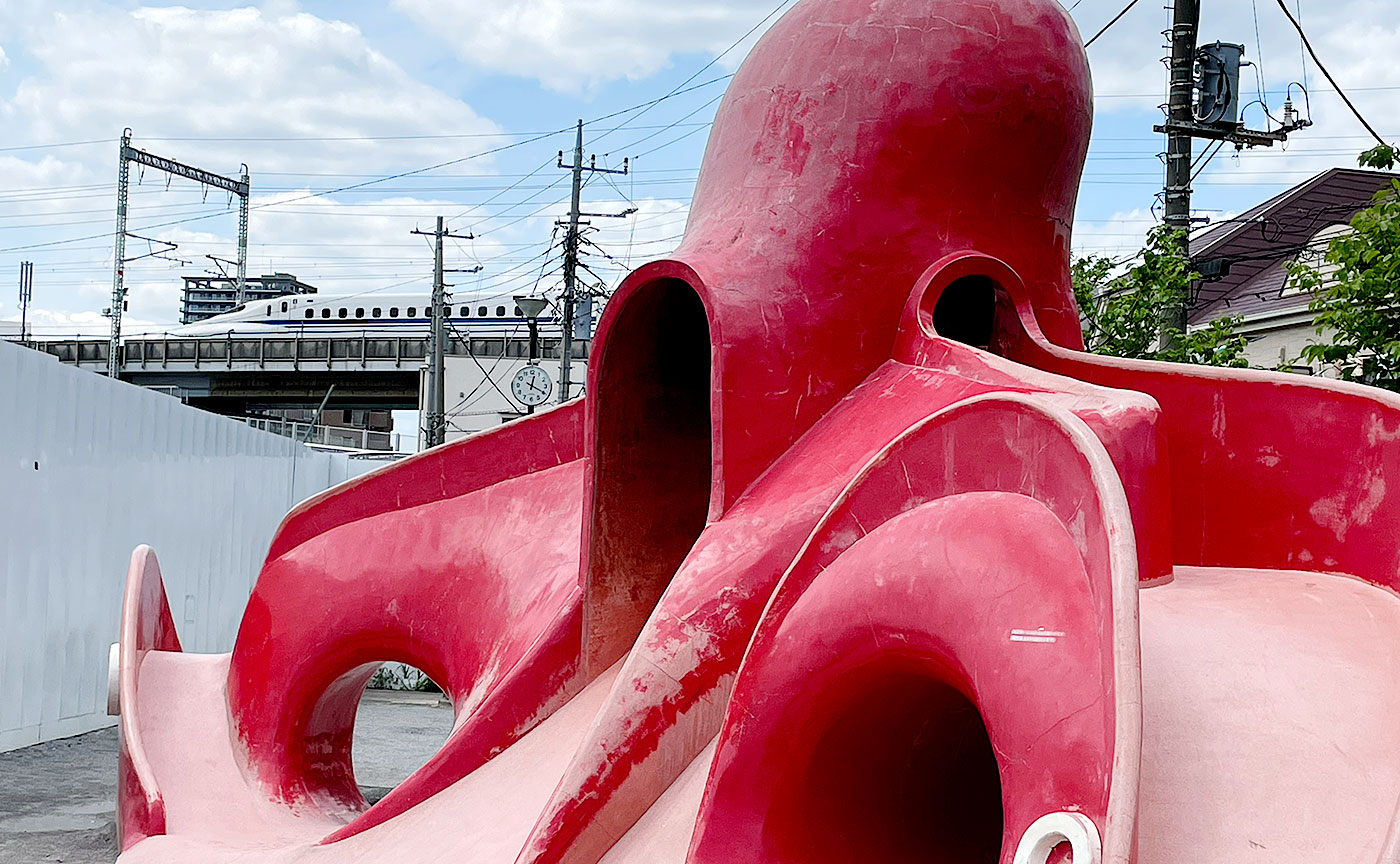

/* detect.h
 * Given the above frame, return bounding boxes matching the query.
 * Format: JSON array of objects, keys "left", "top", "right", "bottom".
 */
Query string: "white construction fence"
[{"left": 0, "top": 341, "right": 360, "bottom": 752}]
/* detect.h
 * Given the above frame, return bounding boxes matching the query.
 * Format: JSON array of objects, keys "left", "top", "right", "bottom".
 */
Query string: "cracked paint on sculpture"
[{"left": 112, "top": 0, "right": 1400, "bottom": 862}]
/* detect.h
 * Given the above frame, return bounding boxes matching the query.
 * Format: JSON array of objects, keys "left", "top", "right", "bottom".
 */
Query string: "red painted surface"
[
  {"left": 113, "top": 0, "right": 1400, "bottom": 861},
  {"left": 116, "top": 547, "right": 180, "bottom": 852}
]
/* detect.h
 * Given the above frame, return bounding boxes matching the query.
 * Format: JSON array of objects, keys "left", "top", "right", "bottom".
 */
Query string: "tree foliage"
[
  {"left": 1293, "top": 147, "right": 1400, "bottom": 388},
  {"left": 1073, "top": 225, "right": 1249, "bottom": 367}
]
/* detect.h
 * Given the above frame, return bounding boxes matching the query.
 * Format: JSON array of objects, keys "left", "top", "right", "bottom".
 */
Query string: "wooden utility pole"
[
  {"left": 1154, "top": 2, "right": 1311, "bottom": 346},
  {"left": 556, "top": 121, "right": 632, "bottom": 404},
  {"left": 1162, "top": 0, "right": 1201, "bottom": 342}
]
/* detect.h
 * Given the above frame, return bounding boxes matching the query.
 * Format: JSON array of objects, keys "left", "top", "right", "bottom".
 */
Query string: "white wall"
[
  {"left": 437, "top": 355, "right": 589, "bottom": 441},
  {"left": 0, "top": 341, "right": 354, "bottom": 752}
]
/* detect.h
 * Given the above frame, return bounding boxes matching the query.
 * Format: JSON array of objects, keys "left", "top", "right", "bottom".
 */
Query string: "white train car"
[{"left": 169, "top": 292, "right": 575, "bottom": 338}]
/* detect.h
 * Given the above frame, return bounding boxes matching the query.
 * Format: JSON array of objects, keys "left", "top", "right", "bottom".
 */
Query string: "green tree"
[
  {"left": 1292, "top": 145, "right": 1400, "bottom": 389},
  {"left": 1073, "top": 225, "right": 1249, "bottom": 367}
]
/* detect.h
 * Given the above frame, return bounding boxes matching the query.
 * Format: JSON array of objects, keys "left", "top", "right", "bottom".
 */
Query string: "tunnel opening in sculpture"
[
  {"left": 768, "top": 662, "right": 1004, "bottom": 864},
  {"left": 352, "top": 664, "right": 452, "bottom": 804},
  {"left": 931, "top": 275, "right": 997, "bottom": 350},
  {"left": 584, "top": 278, "right": 713, "bottom": 671}
]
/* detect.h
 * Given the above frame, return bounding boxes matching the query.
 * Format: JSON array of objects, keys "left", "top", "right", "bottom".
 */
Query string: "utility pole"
[
  {"left": 107, "top": 129, "right": 250, "bottom": 378},
  {"left": 1153, "top": 5, "right": 1312, "bottom": 347},
  {"left": 18, "top": 261, "right": 33, "bottom": 346},
  {"left": 556, "top": 120, "right": 632, "bottom": 404},
  {"left": 1161, "top": 0, "right": 1201, "bottom": 341},
  {"left": 412, "top": 217, "right": 476, "bottom": 448}
]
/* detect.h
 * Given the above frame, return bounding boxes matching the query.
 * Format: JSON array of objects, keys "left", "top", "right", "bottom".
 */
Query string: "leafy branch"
[{"left": 1073, "top": 226, "right": 1248, "bottom": 368}]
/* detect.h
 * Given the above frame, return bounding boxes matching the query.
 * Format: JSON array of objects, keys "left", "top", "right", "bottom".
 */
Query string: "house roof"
[{"left": 1187, "top": 167, "right": 1399, "bottom": 324}]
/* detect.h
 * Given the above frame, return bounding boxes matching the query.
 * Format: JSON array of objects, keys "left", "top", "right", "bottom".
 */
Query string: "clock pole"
[{"left": 515, "top": 296, "right": 551, "bottom": 415}]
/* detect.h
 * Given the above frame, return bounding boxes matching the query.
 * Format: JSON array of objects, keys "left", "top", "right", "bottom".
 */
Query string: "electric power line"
[
  {"left": 1271, "top": 0, "right": 1388, "bottom": 147},
  {"left": 1085, "top": 0, "right": 1143, "bottom": 48}
]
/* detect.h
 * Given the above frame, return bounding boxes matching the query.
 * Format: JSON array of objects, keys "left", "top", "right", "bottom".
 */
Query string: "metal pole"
[
  {"left": 236, "top": 166, "right": 250, "bottom": 305},
  {"left": 109, "top": 130, "right": 132, "bottom": 378},
  {"left": 527, "top": 316, "right": 540, "bottom": 415},
  {"left": 1162, "top": 0, "right": 1200, "bottom": 345},
  {"left": 19, "top": 261, "right": 32, "bottom": 345},
  {"left": 289, "top": 384, "right": 335, "bottom": 507},
  {"left": 560, "top": 120, "right": 584, "bottom": 404},
  {"left": 427, "top": 216, "right": 447, "bottom": 447}
]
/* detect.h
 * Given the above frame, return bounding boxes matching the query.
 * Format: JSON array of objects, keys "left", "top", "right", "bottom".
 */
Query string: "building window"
[
  {"left": 355, "top": 308, "right": 365, "bottom": 318},
  {"left": 389, "top": 307, "right": 399, "bottom": 317},
  {"left": 322, "top": 309, "right": 331, "bottom": 318},
  {"left": 372, "top": 307, "right": 382, "bottom": 318},
  {"left": 339, "top": 308, "right": 348, "bottom": 319},
  {"left": 496, "top": 305, "right": 506, "bottom": 317}
]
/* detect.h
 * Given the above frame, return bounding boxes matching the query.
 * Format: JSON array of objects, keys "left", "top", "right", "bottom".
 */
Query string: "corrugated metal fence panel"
[{"left": 0, "top": 341, "right": 352, "bottom": 752}]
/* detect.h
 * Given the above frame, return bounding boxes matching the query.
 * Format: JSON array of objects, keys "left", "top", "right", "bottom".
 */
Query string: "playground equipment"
[{"left": 111, "top": 0, "right": 1400, "bottom": 861}]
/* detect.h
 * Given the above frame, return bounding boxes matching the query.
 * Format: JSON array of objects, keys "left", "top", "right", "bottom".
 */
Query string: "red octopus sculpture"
[{"left": 111, "top": 0, "right": 1400, "bottom": 861}]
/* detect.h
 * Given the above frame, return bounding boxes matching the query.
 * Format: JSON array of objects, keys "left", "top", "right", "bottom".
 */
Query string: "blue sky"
[{"left": 0, "top": 0, "right": 1396, "bottom": 336}]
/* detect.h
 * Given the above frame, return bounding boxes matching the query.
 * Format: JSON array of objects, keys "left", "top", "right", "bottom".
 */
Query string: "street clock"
[{"left": 512, "top": 365, "right": 553, "bottom": 407}]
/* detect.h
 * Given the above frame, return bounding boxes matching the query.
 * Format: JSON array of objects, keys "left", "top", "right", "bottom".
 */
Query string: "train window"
[
  {"left": 266, "top": 305, "right": 272, "bottom": 315},
  {"left": 305, "top": 310, "right": 313, "bottom": 319},
  {"left": 496, "top": 306, "right": 506, "bottom": 317},
  {"left": 389, "top": 307, "right": 399, "bottom": 317},
  {"left": 407, "top": 307, "right": 417, "bottom": 317},
  {"left": 338, "top": 308, "right": 348, "bottom": 319},
  {"left": 460, "top": 306, "right": 469, "bottom": 317},
  {"left": 355, "top": 308, "right": 365, "bottom": 319},
  {"left": 513, "top": 305, "right": 522, "bottom": 316},
  {"left": 281, "top": 302, "right": 288, "bottom": 313},
  {"left": 372, "top": 308, "right": 382, "bottom": 318},
  {"left": 478, "top": 306, "right": 487, "bottom": 317},
  {"left": 322, "top": 309, "right": 331, "bottom": 318}
]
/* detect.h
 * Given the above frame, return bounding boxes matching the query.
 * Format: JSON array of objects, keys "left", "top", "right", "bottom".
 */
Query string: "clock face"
[{"left": 512, "top": 364, "right": 553, "bottom": 406}]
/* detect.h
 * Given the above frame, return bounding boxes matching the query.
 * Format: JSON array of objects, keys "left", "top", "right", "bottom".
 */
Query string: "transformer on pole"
[{"left": 1153, "top": 4, "right": 1311, "bottom": 348}]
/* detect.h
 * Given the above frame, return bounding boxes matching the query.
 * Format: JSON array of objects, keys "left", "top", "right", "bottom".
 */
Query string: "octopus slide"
[{"left": 110, "top": 0, "right": 1400, "bottom": 861}]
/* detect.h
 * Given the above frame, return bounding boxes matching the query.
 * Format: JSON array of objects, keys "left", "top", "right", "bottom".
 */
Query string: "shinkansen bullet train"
[{"left": 167, "top": 292, "right": 569, "bottom": 338}]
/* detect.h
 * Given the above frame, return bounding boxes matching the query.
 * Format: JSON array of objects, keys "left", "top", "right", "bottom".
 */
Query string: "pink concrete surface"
[
  {"left": 1137, "top": 567, "right": 1400, "bottom": 864},
  {"left": 112, "top": 0, "right": 1400, "bottom": 861},
  {"left": 117, "top": 663, "right": 627, "bottom": 863}
]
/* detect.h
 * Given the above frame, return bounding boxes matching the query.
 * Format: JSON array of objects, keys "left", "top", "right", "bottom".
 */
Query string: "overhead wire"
[
  {"left": 1084, "top": 0, "right": 1142, "bottom": 48},
  {"left": 589, "top": 0, "right": 798, "bottom": 147},
  {"left": 1271, "top": 0, "right": 1388, "bottom": 147}
]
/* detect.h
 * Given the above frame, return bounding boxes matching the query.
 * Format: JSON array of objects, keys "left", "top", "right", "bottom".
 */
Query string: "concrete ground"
[{"left": 0, "top": 689, "right": 454, "bottom": 863}]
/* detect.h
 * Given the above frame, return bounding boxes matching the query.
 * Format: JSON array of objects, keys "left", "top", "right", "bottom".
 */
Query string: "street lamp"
[
  {"left": 515, "top": 296, "right": 550, "bottom": 362},
  {"left": 514, "top": 295, "right": 552, "bottom": 415}
]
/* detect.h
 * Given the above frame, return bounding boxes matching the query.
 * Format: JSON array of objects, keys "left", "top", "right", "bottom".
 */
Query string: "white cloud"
[
  {"left": 1073, "top": 208, "right": 1157, "bottom": 259},
  {"left": 391, "top": 0, "right": 770, "bottom": 92},
  {"left": 5, "top": 6, "right": 500, "bottom": 175},
  {"left": 0, "top": 45, "right": 9, "bottom": 74}
]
